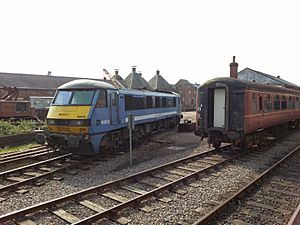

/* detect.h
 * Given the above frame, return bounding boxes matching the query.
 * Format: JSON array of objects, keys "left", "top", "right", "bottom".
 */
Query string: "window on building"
[
  {"left": 281, "top": 96, "right": 287, "bottom": 110},
  {"left": 96, "top": 89, "right": 107, "bottom": 107},
  {"left": 252, "top": 93, "right": 257, "bottom": 113},
  {"left": 264, "top": 94, "right": 272, "bottom": 112},
  {"left": 274, "top": 95, "right": 281, "bottom": 110}
]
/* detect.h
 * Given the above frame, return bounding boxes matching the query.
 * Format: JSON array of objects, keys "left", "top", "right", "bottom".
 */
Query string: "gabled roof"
[
  {"left": 175, "top": 79, "right": 191, "bottom": 86},
  {"left": 238, "top": 68, "right": 297, "bottom": 87},
  {"left": 0, "top": 72, "right": 107, "bottom": 89},
  {"left": 124, "top": 72, "right": 153, "bottom": 91},
  {"left": 148, "top": 74, "right": 175, "bottom": 92}
]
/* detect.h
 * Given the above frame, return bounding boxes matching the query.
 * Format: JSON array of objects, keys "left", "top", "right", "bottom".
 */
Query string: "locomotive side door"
[
  {"left": 213, "top": 88, "right": 225, "bottom": 127},
  {"left": 109, "top": 91, "right": 120, "bottom": 125}
]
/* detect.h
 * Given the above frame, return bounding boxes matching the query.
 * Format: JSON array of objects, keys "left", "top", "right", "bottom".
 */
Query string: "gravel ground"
[
  {"left": 0, "top": 116, "right": 299, "bottom": 225},
  {"left": 0, "top": 119, "right": 207, "bottom": 215}
]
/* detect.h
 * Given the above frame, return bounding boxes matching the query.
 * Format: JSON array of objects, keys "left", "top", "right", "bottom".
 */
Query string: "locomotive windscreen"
[{"left": 53, "top": 90, "right": 95, "bottom": 105}]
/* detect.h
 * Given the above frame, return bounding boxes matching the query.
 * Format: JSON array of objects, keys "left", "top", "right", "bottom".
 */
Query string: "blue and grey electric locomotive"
[{"left": 37, "top": 79, "right": 181, "bottom": 155}]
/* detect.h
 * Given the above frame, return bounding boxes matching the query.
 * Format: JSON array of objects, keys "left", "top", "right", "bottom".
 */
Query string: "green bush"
[{"left": 0, "top": 120, "right": 45, "bottom": 136}]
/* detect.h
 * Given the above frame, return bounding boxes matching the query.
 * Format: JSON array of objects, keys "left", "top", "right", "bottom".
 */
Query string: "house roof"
[
  {"left": 175, "top": 79, "right": 191, "bottom": 86},
  {"left": 124, "top": 72, "right": 153, "bottom": 91},
  {"left": 0, "top": 72, "right": 107, "bottom": 90},
  {"left": 238, "top": 68, "right": 297, "bottom": 87},
  {"left": 148, "top": 74, "right": 175, "bottom": 92}
]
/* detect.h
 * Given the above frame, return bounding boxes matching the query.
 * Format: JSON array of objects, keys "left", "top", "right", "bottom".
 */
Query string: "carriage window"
[
  {"left": 125, "top": 95, "right": 133, "bottom": 111},
  {"left": 259, "top": 96, "right": 263, "bottom": 111},
  {"left": 287, "top": 96, "right": 293, "bottom": 109},
  {"left": 274, "top": 95, "right": 281, "bottom": 110},
  {"left": 296, "top": 97, "right": 300, "bottom": 109},
  {"left": 16, "top": 103, "right": 27, "bottom": 113},
  {"left": 281, "top": 96, "right": 287, "bottom": 110},
  {"left": 252, "top": 93, "right": 257, "bottom": 113},
  {"left": 264, "top": 94, "right": 272, "bottom": 112},
  {"left": 96, "top": 89, "right": 107, "bottom": 108}
]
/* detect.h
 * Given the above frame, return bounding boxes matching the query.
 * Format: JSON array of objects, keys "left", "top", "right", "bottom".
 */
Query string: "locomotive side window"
[
  {"left": 133, "top": 96, "right": 146, "bottom": 110},
  {"left": 264, "top": 94, "right": 272, "bottom": 112},
  {"left": 173, "top": 97, "right": 177, "bottom": 107},
  {"left": 274, "top": 95, "right": 281, "bottom": 110},
  {"left": 155, "top": 97, "right": 160, "bottom": 108},
  {"left": 125, "top": 95, "right": 133, "bottom": 111},
  {"left": 162, "top": 97, "right": 167, "bottom": 108},
  {"left": 111, "top": 93, "right": 117, "bottom": 107},
  {"left": 146, "top": 96, "right": 153, "bottom": 108},
  {"left": 281, "top": 96, "right": 287, "bottom": 110},
  {"left": 251, "top": 93, "right": 257, "bottom": 113},
  {"left": 96, "top": 89, "right": 107, "bottom": 108}
]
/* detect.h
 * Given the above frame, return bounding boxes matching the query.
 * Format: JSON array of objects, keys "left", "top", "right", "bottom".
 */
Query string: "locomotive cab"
[{"left": 37, "top": 79, "right": 118, "bottom": 155}]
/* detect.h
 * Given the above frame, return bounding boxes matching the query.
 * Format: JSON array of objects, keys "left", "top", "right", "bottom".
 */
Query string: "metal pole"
[{"left": 129, "top": 123, "right": 132, "bottom": 167}]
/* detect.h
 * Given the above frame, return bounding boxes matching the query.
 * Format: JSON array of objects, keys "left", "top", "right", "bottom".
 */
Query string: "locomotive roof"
[
  {"left": 201, "top": 77, "right": 300, "bottom": 95},
  {"left": 119, "top": 88, "right": 180, "bottom": 97},
  {"left": 58, "top": 79, "right": 117, "bottom": 90}
]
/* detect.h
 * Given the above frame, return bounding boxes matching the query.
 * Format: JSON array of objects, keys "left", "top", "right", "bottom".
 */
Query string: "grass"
[
  {"left": 0, "top": 142, "right": 41, "bottom": 155},
  {"left": 0, "top": 120, "right": 45, "bottom": 137}
]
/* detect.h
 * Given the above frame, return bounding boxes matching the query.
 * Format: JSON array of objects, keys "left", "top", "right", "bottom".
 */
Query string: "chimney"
[
  {"left": 156, "top": 70, "right": 160, "bottom": 76},
  {"left": 47, "top": 71, "right": 51, "bottom": 76},
  {"left": 132, "top": 66, "right": 136, "bottom": 73},
  {"left": 138, "top": 71, "right": 142, "bottom": 76},
  {"left": 114, "top": 69, "right": 119, "bottom": 76},
  {"left": 229, "top": 56, "right": 238, "bottom": 79}
]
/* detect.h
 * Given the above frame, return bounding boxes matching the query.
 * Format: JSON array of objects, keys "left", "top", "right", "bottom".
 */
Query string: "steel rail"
[
  {"left": 192, "top": 145, "right": 300, "bottom": 225},
  {"left": 0, "top": 149, "right": 57, "bottom": 166},
  {"left": 0, "top": 146, "right": 234, "bottom": 223},
  {"left": 0, "top": 146, "right": 46, "bottom": 160},
  {"left": 0, "top": 153, "right": 72, "bottom": 177}
]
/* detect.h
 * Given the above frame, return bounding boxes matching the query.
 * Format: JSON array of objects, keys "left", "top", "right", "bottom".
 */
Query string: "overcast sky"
[{"left": 0, "top": 0, "right": 299, "bottom": 85}]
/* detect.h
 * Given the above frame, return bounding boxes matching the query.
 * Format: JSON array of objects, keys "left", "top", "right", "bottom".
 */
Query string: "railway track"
[
  {"left": 193, "top": 145, "right": 300, "bottom": 225},
  {"left": 0, "top": 146, "right": 62, "bottom": 172},
  {"left": 0, "top": 146, "right": 240, "bottom": 224},
  {"left": 0, "top": 153, "right": 92, "bottom": 195}
]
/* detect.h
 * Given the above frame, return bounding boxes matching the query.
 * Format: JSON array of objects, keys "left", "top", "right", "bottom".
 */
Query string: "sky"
[{"left": 0, "top": 0, "right": 299, "bottom": 86}]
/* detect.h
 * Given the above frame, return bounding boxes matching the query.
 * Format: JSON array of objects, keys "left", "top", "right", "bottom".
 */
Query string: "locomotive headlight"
[
  {"left": 47, "top": 119, "right": 56, "bottom": 125},
  {"left": 69, "top": 119, "right": 90, "bottom": 126}
]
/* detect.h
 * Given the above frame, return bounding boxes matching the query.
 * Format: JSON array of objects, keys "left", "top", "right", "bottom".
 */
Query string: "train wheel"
[{"left": 212, "top": 140, "right": 221, "bottom": 150}]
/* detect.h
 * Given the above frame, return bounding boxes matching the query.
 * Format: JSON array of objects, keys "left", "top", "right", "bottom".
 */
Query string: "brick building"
[
  {"left": 175, "top": 79, "right": 199, "bottom": 111},
  {"left": 0, "top": 72, "right": 106, "bottom": 99}
]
